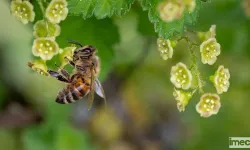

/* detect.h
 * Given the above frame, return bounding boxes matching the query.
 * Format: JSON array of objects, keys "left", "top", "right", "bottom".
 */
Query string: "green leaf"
[
  {"left": 68, "top": 0, "right": 135, "bottom": 19},
  {"left": 56, "top": 16, "right": 120, "bottom": 81},
  {"left": 138, "top": 0, "right": 202, "bottom": 39},
  {"left": 136, "top": 7, "right": 157, "bottom": 36}
]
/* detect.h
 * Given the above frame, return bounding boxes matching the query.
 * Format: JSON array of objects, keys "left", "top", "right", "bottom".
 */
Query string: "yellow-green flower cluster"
[
  {"left": 10, "top": 0, "right": 35, "bottom": 24},
  {"left": 166, "top": 25, "right": 230, "bottom": 118},
  {"left": 32, "top": 0, "right": 68, "bottom": 61},
  {"left": 26, "top": 0, "right": 69, "bottom": 75},
  {"left": 195, "top": 25, "right": 229, "bottom": 117},
  {"left": 157, "top": 0, "right": 196, "bottom": 23},
  {"left": 196, "top": 93, "right": 221, "bottom": 118}
]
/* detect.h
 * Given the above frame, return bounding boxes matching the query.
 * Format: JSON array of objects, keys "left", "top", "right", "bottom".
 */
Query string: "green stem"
[
  {"left": 37, "top": 0, "right": 45, "bottom": 15},
  {"left": 176, "top": 36, "right": 200, "bottom": 47},
  {"left": 37, "top": 0, "right": 49, "bottom": 37},
  {"left": 189, "top": 47, "right": 204, "bottom": 94},
  {"left": 176, "top": 32, "right": 204, "bottom": 93}
]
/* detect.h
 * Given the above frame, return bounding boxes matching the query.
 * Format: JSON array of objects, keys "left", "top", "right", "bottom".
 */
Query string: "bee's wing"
[
  {"left": 88, "top": 67, "right": 95, "bottom": 110},
  {"left": 95, "top": 78, "right": 106, "bottom": 105}
]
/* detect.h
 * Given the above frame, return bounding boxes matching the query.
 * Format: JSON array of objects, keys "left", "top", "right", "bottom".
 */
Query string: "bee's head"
[{"left": 75, "top": 45, "right": 96, "bottom": 55}]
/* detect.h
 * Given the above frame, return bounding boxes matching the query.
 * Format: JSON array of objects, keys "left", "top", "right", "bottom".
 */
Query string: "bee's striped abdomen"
[{"left": 56, "top": 83, "right": 89, "bottom": 104}]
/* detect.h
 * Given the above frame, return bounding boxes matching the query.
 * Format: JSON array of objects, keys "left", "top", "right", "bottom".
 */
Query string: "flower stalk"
[{"left": 189, "top": 45, "right": 204, "bottom": 94}]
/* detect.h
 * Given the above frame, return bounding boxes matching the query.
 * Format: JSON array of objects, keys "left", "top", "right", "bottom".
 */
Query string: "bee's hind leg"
[{"left": 47, "top": 70, "right": 70, "bottom": 83}]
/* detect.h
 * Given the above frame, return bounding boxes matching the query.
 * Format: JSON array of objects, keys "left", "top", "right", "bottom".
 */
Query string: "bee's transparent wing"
[
  {"left": 88, "top": 68, "right": 95, "bottom": 110},
  {"left": 95, "top": 78, "right": 106, "bottom": 106}
]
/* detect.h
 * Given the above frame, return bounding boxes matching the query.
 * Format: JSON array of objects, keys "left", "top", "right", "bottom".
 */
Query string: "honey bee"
[{"left": 47, "top": 40, "right": 106, "bottom": 109}]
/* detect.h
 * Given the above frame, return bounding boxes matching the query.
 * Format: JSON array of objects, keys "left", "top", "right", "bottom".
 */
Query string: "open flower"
[
  {"left": 33, "top": 20, "right": 61, "bottom": 38},
  {"left": 183, "top": 0, "right": 196, "bottom": 13},
  {"left": 32, "top": 38, "right": 59, "bottom": 60},
  {"left": 59, "top": 46, "right": 76, "bottom": 67},
  {"left": 158, "top": 0, "right": 185, "bottom": 22},
  {"left": 45, "top": 0, "right": 68, "bottom": 24},
  {"left": 27, "top": 59, "right": 49, "bottom": 76},
  {"left": 173, "top": 89, "right": 192, "bottom": 112},
  {"left": 200, "top": 38, "right": 221, "bottom": 65},
  {"left": 157, "top": 38, "right": 176, "bottom": 60},
  {"left": 210, "top": 65, "right": 230, "bottom": 94},
  {"left": 196, "top": 93, "right": 221, "bottom": 118},
  {"left": 170, "top": 62, "right": 192, "bottom": 89},
  {"left": 10, "top": 0, "right": 35, "bottom": 24}
]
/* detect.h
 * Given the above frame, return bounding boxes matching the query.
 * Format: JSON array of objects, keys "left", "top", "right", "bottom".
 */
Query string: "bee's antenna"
[{"left": 66, "top": 39, "right": 83, "bottom": 47}]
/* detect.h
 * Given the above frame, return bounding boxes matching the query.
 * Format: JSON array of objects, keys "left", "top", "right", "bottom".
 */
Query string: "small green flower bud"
[
  {"left": 32, "top": 38, "right": 59, "bottom": 60},
  {"left": 200, "top": 38, "right": 221, "bottom": 65},
  {"left": 173, "top": 89, "right": 192, "bottom": 112},
  {"left": 59, "top": 46, "right": 76, "bottom": 67},
  {"left": 210, "top": 65, "right": 230, "bottom": 94},
  {"left": 10, "top": 0, "right": 35, "bottom": 24},
  {"left": 27, "top": 59, "right": 49, "bottom": 76},
  {"left": 45, "top": 0, "right": 68, "bottom": 24},
  {"left": 157, "top": 38, "right": 176, "bottom": 60},
  {"left": 197, "top": 25, "right": 216, "bottom": 41},
  {"left": 33, "top": 20, "right": 61, "bottom": 38},
  {"left": 196, "top": 93, "right": 221, "bottom": 118},
  {"left": 183, "top": 0, "right": 196, "bottom": 13},
  {"left": 170, "top": 62, "right": 193, "bottom": 90},
  {"left": 158, "top": 0, "right": 185, "bottom": 22}
]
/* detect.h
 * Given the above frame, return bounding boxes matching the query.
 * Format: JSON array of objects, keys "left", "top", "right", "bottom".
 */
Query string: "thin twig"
[
  {"left": 189, "top": 46, "right": 204, "bottom": 94},
  {"left": 37, "top": 0, "right": 49, "bottom": 36}
]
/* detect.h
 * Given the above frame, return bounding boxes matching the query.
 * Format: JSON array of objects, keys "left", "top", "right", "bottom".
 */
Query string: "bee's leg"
[
  {"left": 59, "top": 69, "right": 70, "bottom": 81},
  {"left": 47, "top": 70, "right": 70, "bottom": 83},
  {"left": 55, "top": 64, "right": 70, "bottom": 81},
  {"left": 64, "top": 57, "right": 75, "bottom": 67}
]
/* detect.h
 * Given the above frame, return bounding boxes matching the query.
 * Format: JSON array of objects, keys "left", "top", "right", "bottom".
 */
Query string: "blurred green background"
[{"left": 0, "top": 0, "right": 250, "bottom": 150}]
